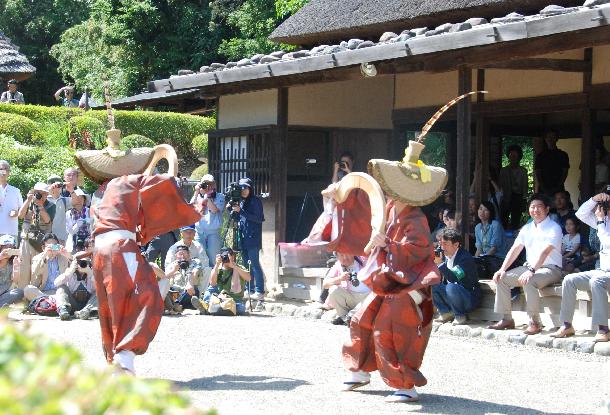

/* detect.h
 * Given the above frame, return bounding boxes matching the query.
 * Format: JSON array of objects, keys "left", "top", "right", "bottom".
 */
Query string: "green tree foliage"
[
  {"left": 275, "top": 0, "right": 308, "bottom": 17},
  {"left": 121, "top": 133, "right": 155, "bottom": 149},
  {"left": 0, "top": 0, "right": 92, "bottom": 104}
]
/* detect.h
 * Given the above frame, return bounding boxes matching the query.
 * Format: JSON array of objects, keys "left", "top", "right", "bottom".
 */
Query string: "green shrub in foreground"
[
  {"left": 0, "top": 113, "right": 39, "bottom": 144},
  {"left": 191, "top": 133, "right": 208, "bottom": 158},
  {"left": 0, "top": 314, "right": 212, "bottom": 415},
  {"left": 67, "top": 115, "right": 107, "bottom": 149},
  {"left": 122, "top": 134, "right": 156, "bottom": 149},
  {"left": 0, "top": 103, "right": 82, "bottom": 126}
]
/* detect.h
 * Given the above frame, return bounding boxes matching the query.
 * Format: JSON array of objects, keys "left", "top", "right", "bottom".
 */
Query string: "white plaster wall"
[
  {"left": 485, "top": 70, "right": 582, "bottom": 100},
  {"left": 218, "top": 89, "right": 278, "bottom": 129},
  {"left": 260, "top": 199, "right": 278, "bottom": 289},
  {"left": 394, "top": 71, "right": 459, "bottom": 109},
  {"left": 288, "top": 76, "right": 394, "bottom": 129}
]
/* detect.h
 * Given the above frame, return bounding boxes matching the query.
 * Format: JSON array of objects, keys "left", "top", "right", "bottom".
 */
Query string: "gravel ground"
[{"left": 14, "top": 313, "right": 610, "bottom": 415}]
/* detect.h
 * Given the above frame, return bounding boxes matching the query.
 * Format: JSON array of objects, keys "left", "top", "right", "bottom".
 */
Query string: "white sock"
[
  {"left": 349, "top": 370, "right": 371, "bottom": 382},
  {"left": 393, "top": 387, "right": 418, "bottom": 397},
  {"left": 113, "top": 350, "right": 136, "bottom": 374}
]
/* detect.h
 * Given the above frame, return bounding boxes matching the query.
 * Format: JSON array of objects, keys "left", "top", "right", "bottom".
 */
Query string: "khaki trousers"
[
  {"left": 17, "top": 240, "right": 41, "bottom": 289},
  {"left": 494, "top": 265, "right": 564, "bottom": 320},
  {"left": 328, "top": 286, "right": 370, "bottom": 318}
]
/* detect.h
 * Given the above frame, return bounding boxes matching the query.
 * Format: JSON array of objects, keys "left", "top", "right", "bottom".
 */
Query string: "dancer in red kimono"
[{"left": 91, "top": 174, "right": 200, "bottom": 374}]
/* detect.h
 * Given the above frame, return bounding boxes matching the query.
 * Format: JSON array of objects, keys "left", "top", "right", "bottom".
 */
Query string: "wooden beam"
[
  {"left": 456, "top": 67, "right": 473, "bottom": 250},
  {"left": 474, "top": 69, "right": 489, "bottom": 206},
  {"left": 581, "top": 48, "right": 595, "bottom": 200},
  {"left": 276, "top": 88, "right": 289, "bottom": 243},
  {"left": 480, "top": 58, "right": 591, "bottom": 72}
]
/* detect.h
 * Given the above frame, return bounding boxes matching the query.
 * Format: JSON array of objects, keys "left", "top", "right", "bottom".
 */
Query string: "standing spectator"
[
  {"left": 17, "top": 183, "right": 56, "bottom": 288},
  {"left": 164, "top": 225, "right": 208, "bottom": 271},
  {"left": 332, "top": 152, "right": 354, "bottom": 183},
  {"left": 535, "top": 131, "right": 570, "bottom": 197},
  {"left": 551, "top": 193, "right": 610, "bottom": 342},
  {"left": 0, "top": 235, "right": 24, "bottom": 307},
  {"left": 551, "top": 190, "right": 575, "bottom": 234},
  {"left": 47, "top": 175, "right": 71, "bottom": 245},
  {"left": 144, "top": 231, "right": 178, "bottom": 271},
  {"left": 191, "top": 174, "right": 224, "bottom": 266},
  {"left": 23, "top": 234, "right": 72, "bottom": 306},
  {"left": 488, "top": 194, "right": 564, "bottom": 334},
  {"left": 499, "top": 145, "right": 529, "bottom": 230},
  {"left": 54, "top": 86, "right": 79, "bottom": 107},
  {"left": 78, "top": 92, "right": 97, "bottom": 109},
  {"left": 231, "top": 178, "right": 265, "bottom": 302},
  {"left": 65, "top": 189, "right": 91, "bottom": 254},
  {"left": 594, "top": 148, "right": 609, "bottom": 191},
  {"left": 433, "top": 228, "right": 480, "bottom": 325},
  {"left": 0, "top": 79, "right": 24, "bottom": 104},
  {"left": 474, "top": 201, "right": 506, "bottom": 278},
  {"left": 60, "top": 167, "right": 80, "bottom": 197},
  {"left": 322, "top": 253, "right": 370, "bottom": 325},
  {"left": 0, "top": 160, "right": 23, "bottom": 238}
]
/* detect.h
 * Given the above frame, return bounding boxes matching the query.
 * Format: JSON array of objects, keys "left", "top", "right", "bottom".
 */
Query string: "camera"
[
  {"left": 339, "top": 161, "right": 347, "bottom": 170},
  {"left": 597, "top": 185, "right": 610, "bottom": 215},
  {"left": 50, "top": 244, "right": 61, "bottom": 251},
  {"left": 434, "top": 245, "right": 443, "bottom": 257},
  {"left": 224, "top": 182, "right": 242, "bottom": 206},
  {"left": 178, "top": 260, "right": 190, "bottom": 271},
  {"left": 199, "top": 182, "right": 209, "bottom": 191},
  {"left": 34, "top": 192, "right": 43, "bottom": 200},
  {"left": 348, "top": 271, "right": 360, "bottom": 287},
  {"left": 220, "top": 252, "right": 230, "bottom": 263},
  {"left": 77, "top": 259, "right": 91, "bottom": 269}
]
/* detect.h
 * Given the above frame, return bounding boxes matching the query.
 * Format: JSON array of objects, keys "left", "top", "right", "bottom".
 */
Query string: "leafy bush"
[
  {"left": 0, "top": 103, "right": 81, "bottom": 125},
  {"left": 192, "top": 133, "right": 209, "bottom": 158},
  {"left": 190, "top": 163, "right": 208, "bottom": 180},
  {"left": 121, "top": 134, "right": 156, "bottom": 149},
  {"left": 67, "top": 115, "right": 106, "bottom": 149},
  {"left": 0, "top": 112, "right": 39, "bottom": 144},
  {"left": 0, "top": 314, "right": 210, "bottom": 414}
]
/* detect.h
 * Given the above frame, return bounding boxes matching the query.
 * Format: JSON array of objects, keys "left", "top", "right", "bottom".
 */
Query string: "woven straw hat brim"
[
  {"left": 75, "top": 148, "right": 155, "bottom": 183},
  {"left": 368, "top": 159, "right": 447, "bottom": 207}
]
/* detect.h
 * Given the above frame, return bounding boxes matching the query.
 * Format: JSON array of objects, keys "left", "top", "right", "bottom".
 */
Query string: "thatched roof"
[
  {"left": 0, "top": 32, "right": 36, "bottom": 81},
  {"left": 270, "top": 0, "right": 583, "bottom": 45}
]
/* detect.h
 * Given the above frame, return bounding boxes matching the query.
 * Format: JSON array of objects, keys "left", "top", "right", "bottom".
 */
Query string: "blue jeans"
[
  {"left": 204, "top": 286, "right": 246, "bottom": 315},
  {"left": 432, "top": 283, "right": 481, "bottom": 316},
  {"left": 197, "top": 230, "right": 222, "bottom": 267},
  {"left": 241, "top": 247, "right": 264, "bottom": 294}
]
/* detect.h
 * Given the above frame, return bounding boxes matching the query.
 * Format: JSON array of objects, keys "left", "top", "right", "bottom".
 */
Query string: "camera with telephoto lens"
[
  {"left": 178, "top": 260, "right": 190, "bottom": 271},
  {"left": 224, "top": 182, "right": 242, "bottom": 206},
  {"left": 199, "top": 181, "right": 209, "bottom": 191},
  {"left": 348, "top": 271, "right": 360, "bottom": 287},
  {"left": 220, "top": 252, "right": 230, "bottom": 263},
  {"left": 77, "top": 258, "right": 91, "bottom": 269}
]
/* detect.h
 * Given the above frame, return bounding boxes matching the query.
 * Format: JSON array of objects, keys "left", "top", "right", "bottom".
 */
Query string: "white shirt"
[
  {"left": 164, "top": 240, "right": 208, "bottom": 270},
  {"left": 48, "top": 196, "right": 71, "bottom": 242},
  {"left": 330, "top": 259, "right": 371, "bottom": 294},
  {"left": 446, "top": 250, "right": 458, "bottom": 270},
  {"left": 577, "top": 198, "right": 610, "bottom": 271},
  {"left": 514, "top": 216, "right": 563, "bottom": 268},
  {"left": 0, "top": 183, "right": 23, "bottom": 237}
]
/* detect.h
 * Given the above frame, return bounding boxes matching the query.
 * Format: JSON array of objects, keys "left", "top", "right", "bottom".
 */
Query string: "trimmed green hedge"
[
  {"left": 122, "top": 134, "right": 156, "bottom": 149},
  {"left": 67, "top": 115, "right": 106, "bottom": 149},
  {"left": 192, "top": 133, "right": 209, "bottom": 158},
  {"left": 0, "top": 103, "right": 81, "bottom": 125},
  {"left": 0, "top": 113, "right": 39, "bottom": 144}
]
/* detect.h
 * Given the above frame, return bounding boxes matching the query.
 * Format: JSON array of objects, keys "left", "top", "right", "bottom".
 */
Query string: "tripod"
[{"left": 292, "top": 162, "right": 322, "bottom": 242}]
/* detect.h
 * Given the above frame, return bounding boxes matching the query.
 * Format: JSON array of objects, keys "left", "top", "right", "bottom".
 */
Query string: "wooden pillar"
[
  {"left": 456, "top": 67, "right": 473, "bottom": 249},
  {"left": 447, "top": 122, "right": 457, "bottom": 193},
  {"left": 275, "top": 87, "right": 288, "bottom": 243},
  {"left": 474, "top": 69, "right": 489, "bottom": 205},
  {"left": 581, "top": 48, "right": 595, "bottom": 200}
]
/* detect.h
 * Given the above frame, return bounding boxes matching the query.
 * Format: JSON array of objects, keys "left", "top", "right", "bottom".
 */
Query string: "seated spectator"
[
  {"left": 443, "top": 208, "right": 457, "bottom": 230},
  {"left": 47, "top": 175, "right": 71, "bottom": 245},
  {"left": 323, "top": 252, "right": 371, "bottom": 326},
  {"left": 561, "top": 215, "right": 581, "bottom": 273},
  {"left": 24, "top": 234, "right": 72, "bottom": 302},
  {"left": 0, "top": 235, "right": 24, "bottom": 307},
  {"left": 164, "top": 246, "right": 203, "bottom": 312},
  {"left": 164, "top": 225, "right": 208, "bottom": 269},
  {"left": 430, "top": 204, "right": 448, "bottom": 242},
  {"left": 433, "top": 228, "right": 480, "bottom": 325},
  {"left": 474, "top": 201, "right": 506, "bottom": 278},
  {"left": 0, "top": 79, "right": 24, "bottom": 104},
  {"left": 52, "top": 255, "right": 97, "bottom": 320},
  {"left": 488, "top": 194, "right": 564, "bottom": 335},
  {"left": 191, "top": 247, "right": 251, "bottom": 315},
  {"left": 576, "top": 227, "right": 600, "bottom": 272},
  {"left": 54, "top": 86, "right": 79, "bottom": 107},
  {"left": 65, "top": 189, "right": 91, "bottom": 253},
  {"left": 551, "top": 193, "right": 610, "bottom": 342},
  {"left": 550, "top": 190, "right": 575, "bottom": 233}
]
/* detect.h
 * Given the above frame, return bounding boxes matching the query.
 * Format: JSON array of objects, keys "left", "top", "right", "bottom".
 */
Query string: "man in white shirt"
[
  {"left": 164, "top": 225, "right": 208, "bottom": 270},
  {"left": 551, "top": 192, "right": 610, "bottom": 342},
  {"left": 323, "top": 252, "right": 370, "bottom": 325},
  {"left": 0, "top": 160, "right": 23, "bottom": 238},
  {"left": 489, "top": 194, "right": 564, "bottom": 334}
]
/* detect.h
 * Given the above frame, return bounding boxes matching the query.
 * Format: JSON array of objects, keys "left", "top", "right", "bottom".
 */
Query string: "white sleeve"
[{"left": 576, "top": 198, "right": 599, "bottom": 229}]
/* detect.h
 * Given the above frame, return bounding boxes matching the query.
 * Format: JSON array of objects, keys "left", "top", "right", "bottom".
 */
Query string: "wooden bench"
[
  {"left": 471, "top": 279, "right": 610, "bottom": 329},
  {"left": 278, "top": 266, "right": 331, "bottom": 301}
]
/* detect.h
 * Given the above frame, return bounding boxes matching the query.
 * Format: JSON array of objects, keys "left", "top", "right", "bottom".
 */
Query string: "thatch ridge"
[{"left": 0, "top": 31, "right": 36, "bottom": 80}]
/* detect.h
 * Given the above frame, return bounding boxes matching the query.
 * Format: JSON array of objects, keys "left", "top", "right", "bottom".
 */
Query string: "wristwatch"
[
  {"left": 597, "top": 220, "right": 605, "bottom": 225},
  {"left": 524, "top": 262, "right": 535, "bottom": 273}
]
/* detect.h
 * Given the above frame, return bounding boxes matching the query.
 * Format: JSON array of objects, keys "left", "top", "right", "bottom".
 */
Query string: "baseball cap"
[
  {"left": 0, "top": 234, "right": 16, "bottom": 246},
  {"left": 33, "top": 182, "right": 49, "bottom": 193},
  {"left": 46, "top": 174, "right": 62, "bottom": 185},
  {"left": 238, "top": 178, "right": 253, "bottom": 189},
  {"left": 180, "top": 224, "right": 196, "bottom": 232},
  {"left": 201, "top": 174, "right": 215, "bottom": 183}
]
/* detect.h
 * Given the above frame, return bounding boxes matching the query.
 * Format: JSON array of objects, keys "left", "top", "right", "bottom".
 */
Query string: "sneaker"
[
  {"left": 243, "top": 291, "right": 251, "bottom": 299},
  {"left": 250, "top": 292, "right": 264, "bottom": 301},
  {"left": 434, "top": 312, "right": 453, "bottom": 323},
  {"left": 341, "top": 371, "right": 371, "bottom": 391},
  {"left": 191, "top": 297, "right": 207, "bottom": 314},
  {"left": 173, "top": 304, "right": 183, "bottom": 313},
  {"left": 253, "top": 301, "right": 265, "bottom": 312},
  {"left": 385, "top": 388, "right": 419, "bottom": 403},
  {"left": 58, "top": 306, "right": 72, "bottom": 321},
  {"left": 74, "top": 308, "right": 91, "bottom": 320},
  {"left": 331, "top": 316, "right": 345, "bottom": 325},
  {"left": 452, "top": 315, "right": 468, "bottom": 325}
]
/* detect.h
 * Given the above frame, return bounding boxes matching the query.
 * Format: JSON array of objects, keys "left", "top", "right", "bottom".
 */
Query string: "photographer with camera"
[
  {"left": 332, "top": 152, "right": 354, "bottom": 183},
  {"left": 164, "top": 225, "right": 208, "bottom": 270},
  {"left": 0, "top": 160, "right": 23, "bottom": 239},
  {"left": 190, "top": 174, "right": 224, "bottom": 266},
  {"left": 322, "top": 252, "right": 370, "bottom": 325},
  {"left": 164, "top": 245, "right": 203, "bottom": 312},
  {"left": 551, "top": 190, "right": 610, "bottom": 342},
  {"left": 432, "top": 228, "right": 480, "bottom": 325},
  {"left": 0, "top": 79, "right": 25, "bottom": 104},
  {"left": 229, "top": 178, "right": 265, "bottom": 301},
  {"left": 24, "top": 234, "right": 72, "bottom": 317},
  {"left": 17, "top": 183, "right": 56, "bottom": 288},
  {"left": 192, "top": 247, "right": 251, "bottom": 315},
  {"left": 50, "top": 252, "right": 97, "bottom": 320},
  {"left": 53, "top": 86, "right": 79, "bottom": 108},
  {"left": 65, "top": 188, "right": 91, "bottom": 254},
  {"left": 0, "top": 235, "right": 24, "bottom": 307}
]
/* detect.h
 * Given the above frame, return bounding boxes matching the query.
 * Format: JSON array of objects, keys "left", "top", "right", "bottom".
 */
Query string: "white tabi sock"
[{"left": 113, "top": 350, "right": 136, "bottom": 374}]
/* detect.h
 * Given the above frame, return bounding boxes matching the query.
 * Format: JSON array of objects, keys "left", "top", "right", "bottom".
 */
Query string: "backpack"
[{"left": 28, "top": 295, "right": 58, "bottom": 316}]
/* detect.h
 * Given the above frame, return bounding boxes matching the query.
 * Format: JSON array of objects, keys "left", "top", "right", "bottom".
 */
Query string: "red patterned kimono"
[
  {"left": 336, "top": 198, "right": 440, "bottom": 390},
  {"left": 92, "top": 174, "right": 200, "bottom": 363}
]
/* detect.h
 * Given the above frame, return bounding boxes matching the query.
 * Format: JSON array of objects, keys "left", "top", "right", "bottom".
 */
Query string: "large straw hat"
[
  {"left": 368, "top": 141, "right": 447, "bottom": 206},
  {"left": 75, "top": 147, "right": 155, "bottom": 184}
]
